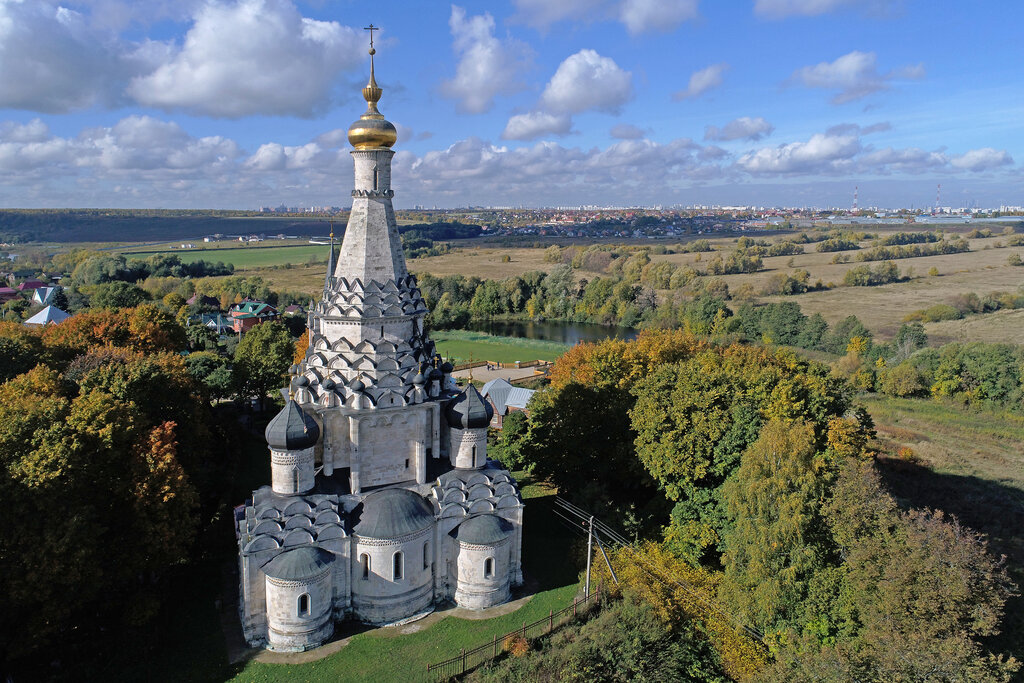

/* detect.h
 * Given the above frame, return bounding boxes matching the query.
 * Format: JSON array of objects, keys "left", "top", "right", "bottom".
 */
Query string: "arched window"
[
  {"left": 484, "top": 557, "right": 494, "bottom": 579},
  {"left": 360, "top": 553, "right": 370, "bottom": 580},
  {"left": 292, "top": 466, "right": 299, "bottom": 490},
  {"left": 393, "top": 551, "right": 404, "bottom": 581},
  {"left": 471, "top": 445, "right": 477, "bottom": 466},
  {"left": 298, "top": 593, "right": 310, "bottom": 616},
  {"left": 423, "top": 542, "right": 430, "bottom": 570}
]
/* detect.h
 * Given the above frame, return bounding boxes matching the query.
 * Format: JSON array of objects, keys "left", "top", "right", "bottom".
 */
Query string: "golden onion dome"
[{"left": 348, "top": 46, "right": 397, "bottom": 150}]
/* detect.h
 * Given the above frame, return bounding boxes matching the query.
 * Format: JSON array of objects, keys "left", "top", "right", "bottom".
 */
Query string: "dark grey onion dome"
[
  {"left": 293, "top": 375, "right": 309, "bottom": 387},
  {"left": 350, "top": 378, "right": 365, "bottom": 392},
  {"left": 428, "top": 366, "right": 443, "bottom": 381},
  {"left": 445, "top": 382, "right": 493, "bottom": 429},
  {"left": 412, "top": 372, "right": 425, "bottom": 385},
  {"left": 451, "top": 515, "right": 513, "bottom": 545},
  {"left": 262, "top": 546, "right": 334, "bottom": 580},
  {"left": 265, "top": 399, "right": 320, "bottom": 450},
  {"left": 441, "top": 361, "right": 454, "bottom": 374},
  {"left": 321, "top": 378, "right": 336, "bottom": 391},
  {"left": 353, "top": 488, "right": 434, "bottom": 538}
]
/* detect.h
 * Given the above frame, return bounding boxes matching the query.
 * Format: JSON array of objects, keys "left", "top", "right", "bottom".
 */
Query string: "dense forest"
[{"left": 486, "top": 331, "right": 1020, "bottom": 681}]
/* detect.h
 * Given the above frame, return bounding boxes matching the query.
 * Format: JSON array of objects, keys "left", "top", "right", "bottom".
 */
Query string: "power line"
[{"left": 552, "top": 496, "right": 764, "bottom": 642}]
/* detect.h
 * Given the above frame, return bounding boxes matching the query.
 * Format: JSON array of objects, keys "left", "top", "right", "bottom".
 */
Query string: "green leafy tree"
[
  {"left": 86, "top": 281, "right": 151, "bottom": 309},
  {"left": 489, "top": 410, "right": 530, "bottom": 471},
  {"left": 233, "top": 321, "right": 294, "bottom": 410},
  {"left": 718, "top": 419, "right": 837, "bottom": 636}
]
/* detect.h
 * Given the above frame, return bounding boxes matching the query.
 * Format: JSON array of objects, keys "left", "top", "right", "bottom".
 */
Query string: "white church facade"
[{"left": 235, "top": 41, "right": 524, "bottom": 652}]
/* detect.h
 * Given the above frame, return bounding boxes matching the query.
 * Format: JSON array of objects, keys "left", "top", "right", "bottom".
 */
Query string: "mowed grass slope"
[{"left": 432, "top": 330, "right": 569, "bottom": 364}]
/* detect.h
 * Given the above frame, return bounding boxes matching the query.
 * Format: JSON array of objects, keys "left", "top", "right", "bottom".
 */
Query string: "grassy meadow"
[
  {"left": 175, "top": 226, "right": 1024, "bottom": 344},
  {"left": 432, "top": 330, "right": 569, "bottom": 364}
]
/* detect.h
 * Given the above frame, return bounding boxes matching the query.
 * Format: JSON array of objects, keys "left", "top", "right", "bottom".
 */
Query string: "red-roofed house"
[
  {"left": 0, "top": 287, "right": 19, "bottom": 302},
  {"left": 17, "top": 279, "right": 46, "bottom": 292},
  {"left": 229, "top": 300, "right": 279, "bottom": 333}
]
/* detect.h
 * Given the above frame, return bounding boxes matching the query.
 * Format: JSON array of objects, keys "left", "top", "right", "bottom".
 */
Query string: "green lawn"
[{"left": 432, "top": 330, "right": 569, "bottom": 364}]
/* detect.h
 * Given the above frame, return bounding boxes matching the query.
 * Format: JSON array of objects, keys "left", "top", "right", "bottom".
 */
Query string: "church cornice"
[{"left": 352, "top": 189, "right": 395, "bottom": 198}]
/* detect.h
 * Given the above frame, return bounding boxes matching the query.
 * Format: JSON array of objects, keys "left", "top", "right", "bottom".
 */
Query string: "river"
[{"left": 466, "top": 319, "right": 638, "bottom": 345}]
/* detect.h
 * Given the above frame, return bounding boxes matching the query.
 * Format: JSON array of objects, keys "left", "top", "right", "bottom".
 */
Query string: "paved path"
[
  {"left": 452, "top": 365, "right": 543, "bottom": 384},
  {"left": 248, "top": 593, "right": 536, "bottom": 665}
]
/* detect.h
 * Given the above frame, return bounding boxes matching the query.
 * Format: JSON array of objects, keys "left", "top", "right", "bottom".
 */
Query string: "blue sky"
[{"left": 0, "top": 0, "right": 1021, "bottom": 209}]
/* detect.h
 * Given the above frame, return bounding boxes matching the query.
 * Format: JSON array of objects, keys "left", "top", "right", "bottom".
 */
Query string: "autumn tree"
[
  {"left": 0, "top": 366, "right": 199, "bottom": 662},
  {"left": 718, "top": 419, "right": 840, "bottom": 637}
]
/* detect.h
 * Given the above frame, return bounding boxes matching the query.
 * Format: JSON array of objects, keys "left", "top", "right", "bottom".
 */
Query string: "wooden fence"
[{"left": 426, "top": 587, "right": 602, "bottom": 681}]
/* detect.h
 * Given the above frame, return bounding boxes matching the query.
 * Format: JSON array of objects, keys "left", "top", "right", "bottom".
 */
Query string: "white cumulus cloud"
[
  {"left": 540, "top": 49, "right": 633, "bottom": 114},
  {"left": 705, "top": 116, "right": 774, "bottom": 141},
  {"left": 440, "top": 6, "right": 532, "bottom": 114},
  {"left": 673, "top": 63, "right": 729, "bottom": 100},
  {"left": 502, "top": 112, "right": 572, "bottom": 141},
  {"left": 0, "top": 1, "right": 137, "bottom": 112},
  {"left": 128, "top": 0, "right": 364, "bottom": 118},
  {"left": 951, "top": 148, "right": 1014, "bottom": 172},
  {"left": 737, "top": 130, "right": 861, "bottom": 174},
  {"left": 790, "top": 50, "right": 924, "bottom": 104},
  {"left": 619, "top": 0, "right": 698, "bottom": 35}
]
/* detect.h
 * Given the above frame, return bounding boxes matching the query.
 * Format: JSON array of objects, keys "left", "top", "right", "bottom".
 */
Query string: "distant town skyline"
[{"left": 0, "top": 0, "right": 1020, "bottom": 210}]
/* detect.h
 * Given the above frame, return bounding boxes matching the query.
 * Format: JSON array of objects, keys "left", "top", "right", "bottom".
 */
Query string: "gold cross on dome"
[{"left": 364, "top": 24, "right": 378, "bottom": 49}]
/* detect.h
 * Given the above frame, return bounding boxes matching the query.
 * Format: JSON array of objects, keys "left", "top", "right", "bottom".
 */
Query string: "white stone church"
[{"left": 235, "top": 44, "right": 524, "bottom": 652}]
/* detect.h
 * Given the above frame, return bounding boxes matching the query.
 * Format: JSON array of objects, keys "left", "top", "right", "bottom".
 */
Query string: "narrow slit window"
[
  {"left": 393, "top": 551, "right": 404, "bottom": 581},
  {"left": 423, "top": 542, "right": 430, "bottom": 570},
  {"left": 484, "top": 557, "right": 494, "bottom": 579},
  {"left": 298, "top": 593, "right": 310, "bottom": 616},
  {"left": 360, "top": 553, "right": 370, "bottom": 580}
]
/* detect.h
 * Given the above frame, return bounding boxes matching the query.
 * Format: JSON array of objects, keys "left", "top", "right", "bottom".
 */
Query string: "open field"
[
  {"left": 432, "top": 330, "right": 569, "bottom": 364},
  {"left": 924, "top": 307, "right": 1024, "bottom": 346}
]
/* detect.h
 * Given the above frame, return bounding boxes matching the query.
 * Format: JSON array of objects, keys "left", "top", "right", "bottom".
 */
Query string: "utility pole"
[{"left": 585, "top": 515, "right": 594, "bottom": 599}]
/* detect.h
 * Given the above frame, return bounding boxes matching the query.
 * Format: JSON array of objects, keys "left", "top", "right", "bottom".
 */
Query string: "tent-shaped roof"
[
  {"left": 24, "top": 305, "right": 70, "bottom": 326},
  {"left": 481, "top": 378, "right": 535, "bottom": 415},
  {"left": 32, "top": 286, "right": 58, "bottom": 305}
]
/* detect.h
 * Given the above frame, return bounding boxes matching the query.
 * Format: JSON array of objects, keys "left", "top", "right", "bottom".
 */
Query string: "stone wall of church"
[
  {"left": 453, "top": 536, "right": 513, "bottom": 610},
  {"left": 265, "top": 570, "right": 334, "bottom": 651},
  {"left": 270, "top": 447, "right": 315, "bottom": 495},
  {"left": 449, "top": 427, "right": 487, "bottom": 469},
  {"left": 350, "top": 528, "right": 434, "bottom": 624},
  {"left": 348, "top": 403, "right": 438, "bottom": 491}
]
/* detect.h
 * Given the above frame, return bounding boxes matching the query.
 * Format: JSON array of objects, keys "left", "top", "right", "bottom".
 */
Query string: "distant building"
[
  {"left": 17, "top": 279, "right": 46, "bottom": 292},
  {"left": 24, "top": 305, "right": 70, "bottom": 326},
  {"left": 197, "top": 313, "right": 234, "bottom": 335},
  {"left": 480, "top": 378, "right": 535, "bottom": 429},
  {"left": 32, "top": 286, "right": 59, "bottom": 305},
  {"left": 0, "top": 286, "right": 19, "bottom": 302},
  {"left": 229, "top": 300, "right": 279, "bottom": 333}
]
